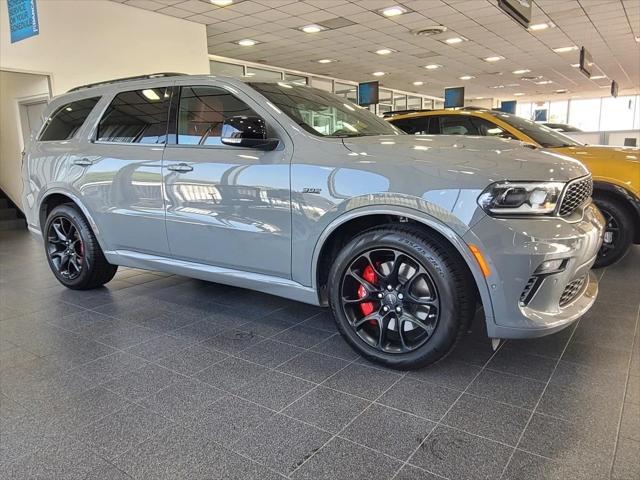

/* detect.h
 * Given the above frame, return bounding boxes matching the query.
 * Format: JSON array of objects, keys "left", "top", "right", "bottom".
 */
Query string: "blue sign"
[{"left": 8, "top": 0, "right": 39, "bottom": 43}]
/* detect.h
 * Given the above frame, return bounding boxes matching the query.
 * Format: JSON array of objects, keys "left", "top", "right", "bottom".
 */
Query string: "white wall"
[
  {"left": 0, "top": 71, "right": 50, "bottom": 207},
  {"left": 0, "top": 0, "right": 210, "bottom": 95},
  {"left": 0, "top": 0, "right": 210, "bottom": 210}
]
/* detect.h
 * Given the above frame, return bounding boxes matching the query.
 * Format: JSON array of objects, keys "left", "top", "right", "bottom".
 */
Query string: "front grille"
[
  {"left": 558, "top": 176, "right": 592, "bottom": 216},
  {"left": 559, "top": 275, "right": 587, "bottom": 307}
]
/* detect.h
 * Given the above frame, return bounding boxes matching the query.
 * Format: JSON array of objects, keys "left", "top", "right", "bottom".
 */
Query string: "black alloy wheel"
[
  {"left": 340, "top": 248, "right": 440, "bottom": 354},
  {"left": 47, "top": 216, "right": 84, "bottom": 280},
  {"left": 593, "top": 196, "right": 633, "bottom": 268}
]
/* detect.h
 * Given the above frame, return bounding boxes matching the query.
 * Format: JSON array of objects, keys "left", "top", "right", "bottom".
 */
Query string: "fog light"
[{"left": 536, "top": 259, "right": 565, "bottom": 274}]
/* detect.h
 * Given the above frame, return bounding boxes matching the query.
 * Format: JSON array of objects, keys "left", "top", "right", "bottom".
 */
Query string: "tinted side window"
[
  {"left": 39, "top": 97, "right": 100, "bottom": 141},
  {"left": 390, "top": 117, "right": 429, "bottom": 135},
  {"left": 470, "top": 117, "right": 518, "bottom": 139},
  {"left": 439, "top": 116, "right": 479, "bottom": 135},
  {"left": 178, "top": 86, "right": 257, "bottom": 146},
  {"left": 97, "top": 88, "right": 171, "bottom": 144}
]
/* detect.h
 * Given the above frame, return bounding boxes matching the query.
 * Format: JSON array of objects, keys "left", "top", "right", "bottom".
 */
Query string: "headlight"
[{"left": 478, "top": 181, "right": 565, "bottom": 215}]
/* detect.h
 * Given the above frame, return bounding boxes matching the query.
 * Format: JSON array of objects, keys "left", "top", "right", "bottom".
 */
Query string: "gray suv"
[{"left": 22, "top": 74, "right": 604, "bottom": 369}]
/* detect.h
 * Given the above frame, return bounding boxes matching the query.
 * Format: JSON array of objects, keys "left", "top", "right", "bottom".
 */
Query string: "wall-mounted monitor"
[
  {"left": 500, "top": 100, "right": 517, "bottom": 114},
  {"left": 444, "top": 87, "right": 464, "bottom": 108},
  {"left": 611, "top": 80, "right": 619, "bottom": 98},
  {"left": 534, "top": 109, "right": 548, "bottom": 122},
  {"left": 358, "top": 81, "right": 379, "bottom": 106},
  {"left": 579, "top": 47, "right": 593, "bottom": 78},
  {"left": 498, "top": 0, "right": 531, "bottom": 27}
]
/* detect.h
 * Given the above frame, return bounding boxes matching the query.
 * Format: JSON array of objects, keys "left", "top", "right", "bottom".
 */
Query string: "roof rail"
[
  {"left": 382, "top": 108, "right": 433, "bottom": 118},
  {"left": 67, "top": 72, "right": 187, "bottom": 92}
]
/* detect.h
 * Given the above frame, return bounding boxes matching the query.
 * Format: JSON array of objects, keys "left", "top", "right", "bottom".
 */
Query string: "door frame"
[{"left": 17, "top": 93, "right": 50, "bottom": 152}]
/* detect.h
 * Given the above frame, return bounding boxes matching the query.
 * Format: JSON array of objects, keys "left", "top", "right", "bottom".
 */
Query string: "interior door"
[
  {"left": 20, "top": 99, "right": 48, "bottom": 147},
  {"left": 162, "top": 83, "right": 292, "bottom": 278}
]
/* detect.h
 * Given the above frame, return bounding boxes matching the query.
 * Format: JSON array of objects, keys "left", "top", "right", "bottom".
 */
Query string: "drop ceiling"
[{"left": 110, "top": 0, "right": 640, "bottom": 100}]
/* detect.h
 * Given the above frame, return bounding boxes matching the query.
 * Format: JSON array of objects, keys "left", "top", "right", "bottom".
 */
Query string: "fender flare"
[{"left": 310, "top": 205, "right": 495, "bottom": 323}]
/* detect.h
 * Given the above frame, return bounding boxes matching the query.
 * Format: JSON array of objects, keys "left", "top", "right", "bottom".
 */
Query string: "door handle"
[
  {"left": 167, "top": 163, "right": 193, "bottom": 173},
  {"left": 73, "top": 158, "right": 94, "bottom": 166}
]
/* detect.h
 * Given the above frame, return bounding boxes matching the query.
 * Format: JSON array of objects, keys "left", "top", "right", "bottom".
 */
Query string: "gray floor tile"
[
  {"left": 340, "top": 403, "right": 436, "bottom": 461},
  {"left": 137, "top": 376, "right": 226, "bottom": 421},
  {"left": 283, "top": 386, "right": 370, "bottom": 433},
  {"left": 185, "top": 447, "right": 286, "bottom": 480},
  {"left": 75, "top": 404, "right": 170, "bottom": 459},
  {"left": 409, "top": 425, "right": 513, "bottom": 480},
  {"left": 291, "top": 437, "right": 402, "bottom": 480},
  {"left": 486, "top": 346, "right": 557, "bottom": 382},
  {"left": 236, "top": 339, "right": 305, "bottom": 368},
  {"left": 182, "top": 395, "right": 274, "bottom": 444},
  {"left": 378, "top": 377, "right": 460, "bottom": 421},
  {"left": 96, "top": 324, "right": 162, "bottom": 349},
  {"left": 273, "top": 324, "right": 335, "bottom": 349},
  {"left": 620, "top": 402, "right": 640, "bottom": 442},
  {"left": 310, "top": 333, "right": 360, "bottom": 361},
  {"left": 194, "top": 356, "right": 269, "bottom": 391},
  {"left": 503, "top": 449, "right": 611, "bottom": 480},
  {"left": 408, "top": 359, "right": 482, "bottom": 391},
  {"left": 232, "top": 414, "right": 332, "bottom": 475},
  {"left": 612, "top": 437, "right": 640, "bottom": 480},
  {"left": 102, "top": 363, "right": 184, "bottom": 401},
  {"left": 124, "top": 333, "right": 197, "bottom": 362},
  {"left": 393, "top": 464, "right": 442, "bottom": 480},
  {"left": 158, "top": 341, "right": 228, "bottom": 376},
  {"left": 201, "top": 328, "right": 264, "bottom": 353},
  {"left": 442, "top": 393, "right": 531, "bottom": 446},
  {"left": 323, "top": 363, "right": 402, "bottom": 400},
  {"left": 468, "top": 370, "right": 546, "bottom": 408},
  {"left": 235, "top": 370, "right": 315, "bottom": 410},
  {"left": 277, "top": 351, "right": 350, "bottom": 383},
  {"left": 69, "top": 351, "right": 149, "bottom": 385}
]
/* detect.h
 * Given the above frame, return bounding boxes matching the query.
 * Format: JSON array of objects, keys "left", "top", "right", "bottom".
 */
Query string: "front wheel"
[
  {"left": 328, "top": 225, "right": 475, "bottom": 370},
  {"left": 593, "top": 196, "right": 633, "bottom": 268},
  {"left": 44, "top": 204, "right": 117, "bottom": 289}
]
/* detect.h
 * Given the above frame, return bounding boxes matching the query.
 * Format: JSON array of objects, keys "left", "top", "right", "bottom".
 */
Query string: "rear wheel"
[
  {"left": 593, "top": 196, "right": 633, "bottom": 268},
  {"left": 328, "top": 225, "right": 475, "bottom": 370},
  {"left": 44, "top": 204, "right": 117, "bottom": 289}
]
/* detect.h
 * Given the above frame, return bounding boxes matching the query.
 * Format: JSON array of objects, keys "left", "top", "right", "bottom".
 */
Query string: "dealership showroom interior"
[{"left": 1, "top": 0, "right": 640, "bottom": 478}]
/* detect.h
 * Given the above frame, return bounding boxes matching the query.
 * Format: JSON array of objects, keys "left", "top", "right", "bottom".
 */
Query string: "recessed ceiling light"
[
  {"left": 535, "top": 80, "right": 553, "bottom": 85},
  {"left": 555, "top": 89, "right": 568, "bottom": 93},
  {"left": 528, "top": 22, "right": 553, "bottom": 31},
  {"left": 372, "top": 71, "right": 386, "bottom": 76},
  {"left": 635, "top": 35, "right": 640, "bottom": 43},
  {"left": 475, "top": 97, "right": 485, "bottom": 100},
  {"left": 484, "top": 56, "right": 504, "bottom": 62},
  {"left": 300, "top": 24, "right": 325, "bottom": 34},
  {"left": 210, "top": 0, "right": 233, "bottom": 6},
  {"left": 380, "top": 6, "right": 407, "bottom": 17},
  {"left": 413, "top": 81, "right": 424, "bottom": 86},
  {"left": 570, "top": 63, "right": 580, "bottom": 68},
  {"left": 236, "top": 39, "right": 258, "bottom": 46},
  {"left": 512, "top": 69, "right": 530, "bottom": 74},
  {"left": 374, "top": 48, "right": 396, "bottom": 55},
  {"left": 316, "top": 58, "right": 336, "bottom": 64},
  {"left": 590, "top": 75, "right": 606, "bottom": 80},
  {"left": 514, "top": 92, "right": 525, "bottom": 96},
  {"left": 490, "top": 85, "right": 505, "bottom": 89},
  {"left": 553, "top": 46, "right": 578, "bottom": 53},
  {"left": 445, "top": 37, "right": 466, "bottom": 44},
  {"left": 424, "top": 64, "right": 442, "bottom": 70},
  {"left": 459, "top": 75, "right": 475, "bottom": 80}
]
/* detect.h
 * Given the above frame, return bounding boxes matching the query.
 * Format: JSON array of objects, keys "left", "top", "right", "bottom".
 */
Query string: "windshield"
[
  {"left": 249, "top": 82, "right": 402, "bottom": 137},
  {"left": 492, "top": 111, "right": 583, "bottom": 148}
]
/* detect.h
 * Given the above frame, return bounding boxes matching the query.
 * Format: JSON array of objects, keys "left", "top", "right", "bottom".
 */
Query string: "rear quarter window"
[{"left": 39, "top": 97, "right": 101, "bottom": 141}]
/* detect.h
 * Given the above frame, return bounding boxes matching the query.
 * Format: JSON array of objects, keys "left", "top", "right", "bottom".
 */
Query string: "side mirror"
[{"left": 221, "top": 116, "right": 279, "bottom": 151}]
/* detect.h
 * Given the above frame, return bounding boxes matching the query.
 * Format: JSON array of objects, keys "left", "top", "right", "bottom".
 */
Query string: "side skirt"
[{"left": 104, "top": 250, "right": 321, "bottom": 306}]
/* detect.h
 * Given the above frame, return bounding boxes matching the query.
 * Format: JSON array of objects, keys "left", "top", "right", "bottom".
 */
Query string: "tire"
[
  {"left": 44, "top": 204, "right": 117, "bottom": 289},
  {"left": 593, "top": 195, "right": 634, "bottom": 268},
  {"left": 328, "top": 224, "right": 475, "bottom": 370}
]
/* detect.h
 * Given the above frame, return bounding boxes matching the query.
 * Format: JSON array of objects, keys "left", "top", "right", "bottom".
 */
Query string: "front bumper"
[{"left": 465, "top": 202, "right": 604, "bottom": 339}]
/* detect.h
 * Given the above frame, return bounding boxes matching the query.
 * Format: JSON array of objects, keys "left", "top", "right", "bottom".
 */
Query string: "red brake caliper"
[{"left": 358, "top": 265, "right": 378, "bottom": 319}]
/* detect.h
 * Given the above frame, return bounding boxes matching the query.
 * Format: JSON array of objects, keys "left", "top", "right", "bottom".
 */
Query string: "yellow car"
[{"left": 387, "top": 108, "right": 640, "bottom": 267}]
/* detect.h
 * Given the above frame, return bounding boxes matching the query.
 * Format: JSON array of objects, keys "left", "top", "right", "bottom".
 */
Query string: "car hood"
[
  {"left": 341, "top": 134, "right": 589, "bottom": 185},
  {"left": 551, "top": 145, "right": 639, "bottom": 163}
]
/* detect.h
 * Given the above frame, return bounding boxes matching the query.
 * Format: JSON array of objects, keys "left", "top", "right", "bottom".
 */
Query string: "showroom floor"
[{"left": 0, "top": 229, "right": 638, "bottom": 480}]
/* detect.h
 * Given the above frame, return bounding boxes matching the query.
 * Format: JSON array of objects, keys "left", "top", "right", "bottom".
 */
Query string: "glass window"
[
  {"left": 334, "top": 82, "right": 357, "bottom": 102},
  {"left": 393, "top": 94, "right": 407, "bottom": 111},
  {"left": 285, "top": 74, "right": 308, "bottom": 85},
  {"left": 39, "top": 97, "right": 100, "bottom": 141},
  {"left": 210, "top": 61, "right": 244, "bottom": 78},
  {"left": 310, "top": 77, "right": 333, "bottom": 92},
  {"left": 390, "top": 117, "right": 429, "bottom": 135},
  {"left": 177, "top": 86, "right": 257, "bottom": 146},
  {"left": 470, "top": 117, "right": 517, "bottom": 139},
  {"left": 97, "top": 88, "right": 171, "bottom": 144},
  {"left": 246, "top": 67, "right": 282, "bottom": 81},
  {"left": 568, "top": 98, "right": 601, "bottom": 132},
  {"left": 434, "top": 100, "right": 444, "bottom": 110},
  {"left": 600, "top": 96, "right": 638, "bottom": 131},
  {"left": 548, "top": 100, "right": 568, "bottom": 124},
  {"left": 407, "top": 96, "right": 422, "bottom": 110},
  {"left": 516, "top": 102, "right": 532, "bottom": 120},
  {"left": 249, "top": 82, "right": 401, "bottom": 137},
  {"left": 439, "top": 116, "right": 479, "bottom": 135},
  {"left": 494, "top": 111, "right": 582, "bottom": 147}
]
